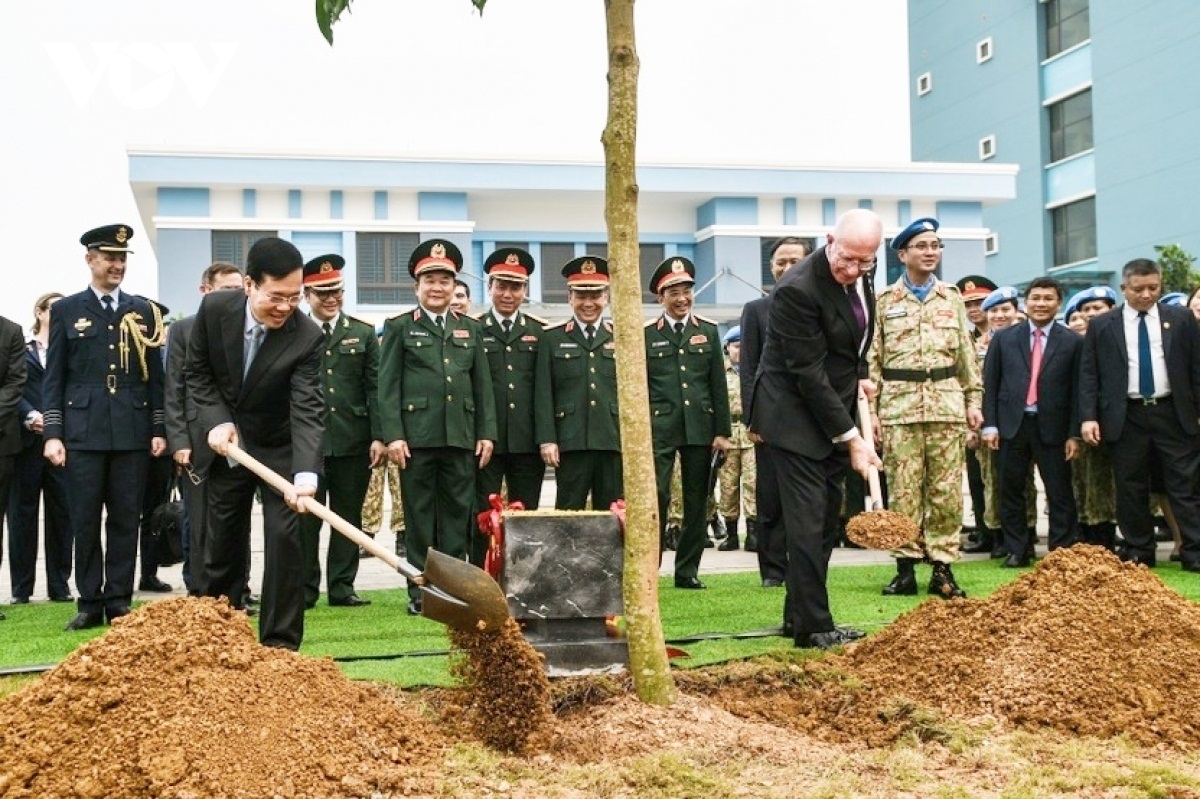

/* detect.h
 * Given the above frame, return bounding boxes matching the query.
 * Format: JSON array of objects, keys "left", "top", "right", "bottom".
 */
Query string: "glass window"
[
  {"left": 211, "top": 230, "right": 276, "bottom": 267},
  {"left": 356, "top": 232, "right": 420, "bottom": 305},
  {"left": 1048, "top": 89, "right": 1093, "bottom": 162},
  {"left": 537, "top": 243, "right": 577, "bottom": 304},
  {"left": 1051, "top": 196, "right": 1097, "bottom": 266},
  {"left": 1045, "top": 0, "right": 1089, "bottom": 59}
]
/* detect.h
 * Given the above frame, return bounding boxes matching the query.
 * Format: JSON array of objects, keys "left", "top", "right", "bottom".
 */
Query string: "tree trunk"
[{"left": 602, "top": 0, "right": 676, "bottom": 706}]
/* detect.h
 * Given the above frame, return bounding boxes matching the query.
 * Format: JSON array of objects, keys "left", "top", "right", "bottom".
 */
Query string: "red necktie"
[{"left": 1026, "top": 327, "right": 1044, "bottom": 407}]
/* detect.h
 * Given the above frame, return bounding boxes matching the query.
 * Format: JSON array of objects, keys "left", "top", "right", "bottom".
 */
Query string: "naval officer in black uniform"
[{"left": 43, "top": 224, "right": 167, "bottom": 631}]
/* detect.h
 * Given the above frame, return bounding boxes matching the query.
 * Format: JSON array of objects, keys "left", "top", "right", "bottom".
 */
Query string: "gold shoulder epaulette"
[
  {"left": 542, "top": 318, "right": 569, "bottom": 331},
  {"left": 693, "top": 313, "right": 718, "bottom": 326}
]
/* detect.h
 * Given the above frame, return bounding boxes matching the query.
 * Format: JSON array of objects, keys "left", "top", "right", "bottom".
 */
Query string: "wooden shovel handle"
[{"left": 855, "top": 391, "right": 883, "bottom": 511}]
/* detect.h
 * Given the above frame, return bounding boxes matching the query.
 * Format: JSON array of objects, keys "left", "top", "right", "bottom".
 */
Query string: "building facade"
[
  {"left": 129, "top": 150, "right": 1016, "bottom": 324},
  {"left": 909, "top": 0, "right": 1200, "bottom": 292}
]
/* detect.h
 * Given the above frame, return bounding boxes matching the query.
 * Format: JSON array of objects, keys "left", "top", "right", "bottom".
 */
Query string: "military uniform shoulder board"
[
  {"left": 471, "top": 311, "right": 486, "bottom": 322},
  {"left": 692, "top": 313, "right": 718, "bottom": 326},
  {"left": 523, "top": 312, "right": 549, "bottom": 326},
  {"left": 644, "top": 317, "right": 661, "bottom": 329},
  {"left": 542, "top": 318, "right": 569, "bottom": 331},
  {"left": 345, "top": 314, "right": 373, "bottom": 329}
]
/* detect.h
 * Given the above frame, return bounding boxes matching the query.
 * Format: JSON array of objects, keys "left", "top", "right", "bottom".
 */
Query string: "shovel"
[
  {"left": 224, "top": 443, "right": 510, "bottom": 633},
  {"left": 843, "top": 392, "right": 920, "bottom": 549}
]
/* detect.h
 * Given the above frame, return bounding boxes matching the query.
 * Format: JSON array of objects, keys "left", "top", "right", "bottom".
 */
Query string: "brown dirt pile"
[
  {"left": 844, "top": 508, "right": 920, "bottom": 549},
  {"left": 686, "top": 545, "right": 1200, "bottom": 748},
  {"left": 448, "top": 618, "right": 553, "bottom": 753},
  {"left": 0, "top": 597, "right": 446, "bottom": 799}
]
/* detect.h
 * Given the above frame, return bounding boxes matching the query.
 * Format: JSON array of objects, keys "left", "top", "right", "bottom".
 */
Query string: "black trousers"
[
  {"left": 204, "top": 458, "right": 304, "bottom": 650},
  {"left": 1110, "top": 402, "right": 1200, "bottom": 562},
  {"left": 66, "top": 449, "right": 148, "bottom": 616},
  {"left": 180, "top": 471, "right": 208, "bottom": 595},
  {"left": 299, "top": 452, "right": 371, "bottom": 605},
  {"left": 752, "top": 443, "right": 787, "bottom": 584},
  {"left": 770, "top": 444, "right": 845, "bottom": 637},
  {"left": 138, "top": 453, "right": 174, "bottom": 579},
  {"left": 7, "top": 440, "right": 72, "bottom": 600},
  {"left": 999, "top": 415, "right": 1077, "bottom": 554},
  {"left": 555, "top": 450, "right": 623, "bottom": 511},
  {"left": 473, "top": 451, "right": 545, "bottom": 563},
  {"left": 965, "top": 446, "right": 986, "bottom": 528},
  {"left": 399, "top": 446, "right": 475, "bottom": 600},
  {"left": 654, "top": 444, "right": 711, "bottom": 581}
]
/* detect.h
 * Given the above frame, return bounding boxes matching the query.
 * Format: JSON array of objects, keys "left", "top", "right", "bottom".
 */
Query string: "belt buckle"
[
  {"left": 1145, "top": 396, "right": 1158, "bottom": 406},
  {"left": 106, "top": 374, "right": 117, "bottom": 394}
]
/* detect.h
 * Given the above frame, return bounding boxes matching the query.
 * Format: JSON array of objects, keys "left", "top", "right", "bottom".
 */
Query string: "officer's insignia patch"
[
  {"left": 452, "top": 328, "right": 470, "bottom": 338},
  {"left": 505, "top": 253, "right": 520, "bottom": 266},
  {"left": 521, "top": 334, "right": 538, "bottom": 342},
  {"left": 559, "top": 342, "right": 579, "bottom": 349},
  {"left": 580, "top": 261, "right": 597, "bottom": 275},
  {"left": 321, "top": 261, "right": 332, "bottom": 273},
  {"left": 409, "top": 330, "right": 430, "bottom": 337},
  {"left": 689, "top": 334, "right": 707, "bottom": 345},
  {"left": 671, "top": 260, "right": 685, "bottom": 273},
  {"left": 115, "top": 227, "right": 129, "bottom": 244},
  {"left": 885, "top": 307, "right": 907, "bottom": 318},
  {"left": 343, "top": 337, "right": 360, "bottom": 345},
  {"left": 431, "top": 243, "right": 446, "bottom": 259},
  {"left": 650, "top": 340, "right": 670, "bottom": 348},
  {"left": 74, "top": 318, "right": 92, "bottom": 331},
  {"left": 937, "top": 310, "right": 955, "bottom": 318}
]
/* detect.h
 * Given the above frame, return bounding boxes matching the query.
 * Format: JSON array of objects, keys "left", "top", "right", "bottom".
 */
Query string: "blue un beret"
[
  {"left": 722, "top": 326, "right": 741, "bottom": 347},
  {"left": 892, "top": 217, "right": 940, "bottom": 251},
  {"left": 1161, "top": 292, "right": 1187, "bottom": 307},
  {"left": 1063, "top": 290, "right": 1087, "bottom": 319},
  {"left": 1078, "top": 286, "right": 1118, "bottom": 308},
  {"left": 981, "top": 286, "right": 1020, "bottom": 312}
]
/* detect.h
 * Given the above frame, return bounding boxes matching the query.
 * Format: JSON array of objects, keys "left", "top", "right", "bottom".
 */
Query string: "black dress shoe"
[
  {"left": 990, "top": 545, "right": 1008, "bottom": 559},
  {"left": 881, "top": 572, "right": 918, "bottom": 596},
  {"left": 106, "top": 605, "right": 132, "bottom": 623},
  {"left": 761, "top": 578, "right": 784, "bottom": 588},
  {"left": 50, "top": 594, "right": 74, "bottom": 603},
  {"left": 330, "top": 594, "right": 371, "bottom": 607},
  {"left": 406, "top": 599, "right": 423, "bottom": 616},
  {"left": 673, "top": 576, "right": 706, "bottom": 590},
  {"left": 65, "top": 611, "right": 105, "bottom": 631},
  {"left": 797, "top": 628, "right": 857, "bottom": 650},
  {"left": 836, "top": 625, "right": 867, "bottom": 640},
  {"left": 1002, "top": 553, "right": 1030, "bottom": 568},
  {"left": 780, "top": 621, "right": 794, "bottom": 638},
  {"left": 9, "top": 597, "right": 30, "bottom": 605},
  {"left": 1181, "top": 560, "right": 1200, "bottom": 573},
  {"left": 138, "top": 576, "right": 173, "bottom": 592},
  {"left": 245, "top": 593, "right": 261, "bottom": 607}
]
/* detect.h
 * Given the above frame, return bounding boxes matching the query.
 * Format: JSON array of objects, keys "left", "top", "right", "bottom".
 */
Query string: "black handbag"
[{"left": 148, "top": 477, "right": 185, "bottom": 567}]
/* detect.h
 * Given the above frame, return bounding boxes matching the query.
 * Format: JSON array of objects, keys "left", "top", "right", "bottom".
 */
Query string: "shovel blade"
[{"left": 419, "top": 549, "right": 510, "bottom": 632}]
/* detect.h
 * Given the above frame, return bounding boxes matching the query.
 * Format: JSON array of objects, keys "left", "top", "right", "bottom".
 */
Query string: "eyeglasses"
[
  {"left": 833, "top": 246, "right": 877, "bottom": 271},
  {"left": 309, "top": 288, "right": 344, "bottom": 299},
  {"left": 905, "top": 241, "right": 945, "bottom": 252},
  {"left": 254, "top": 283, "right": 303, "bottom": 307}
]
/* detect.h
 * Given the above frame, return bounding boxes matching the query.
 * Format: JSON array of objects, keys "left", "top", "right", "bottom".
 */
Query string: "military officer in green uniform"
[
  {"left": 645, "top": 256, "right": 732, "bottom": 589},
  {"left": 378, "top": 239, "right": 496, "bottom": 616},
  {"left": 298, "top": 254, "right": 384, "bottom": 608},
  {"left": 869, "top": 218, "right": 982, "bottom": 600},
  {"left": 475, "top": 248, "right": 546, "bottom": 559},
  {"left": 535, "top": 256, "right": 622, "bottom": 510}
]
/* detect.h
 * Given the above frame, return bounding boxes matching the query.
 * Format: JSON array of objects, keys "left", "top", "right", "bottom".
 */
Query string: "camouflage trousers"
[
  {"left": 668, "top": 453, "right": 717, "bottom": 526},
  {"left": 362, "top": 461, "right": 405, "bottom": 533},
  {"left": 1072, "top": 443, "right": 1116, "bottom": 525},
  {"left": 979, "top": 446, "right": 1037, "bottom": 530},
  {"left": 884, "top": 422, "right": 965, "bottom": 563},
  {"left": 718, "top": 441, "right": 756, "bottom": 519}
]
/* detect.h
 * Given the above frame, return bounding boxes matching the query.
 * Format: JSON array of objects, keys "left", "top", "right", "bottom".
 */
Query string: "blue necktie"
[{"left": 1138, "top": 311, "right": 1154, "bottom": 399}]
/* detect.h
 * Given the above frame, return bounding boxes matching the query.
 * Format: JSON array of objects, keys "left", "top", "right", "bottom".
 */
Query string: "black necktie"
[
  {"left": 1138, "top": 311, "right": 1154, "bottom": 398},
  {"left": 435, "top": 315, "right": 444, "bottom": 331},
  {"left": 102, "top": 295, "right": 115, "bottom": 318},
  {"left": 673, "top": 321, "right": 684, "bottom": 338},
  {"left": 322, "top": 321, "right": 332, "bottom": 340},
  {"left": 502, "top": 319, "right": 512, "bottom": 335},
  {"left": 585, "top": 323, "right": 595, "bottom": 342}
]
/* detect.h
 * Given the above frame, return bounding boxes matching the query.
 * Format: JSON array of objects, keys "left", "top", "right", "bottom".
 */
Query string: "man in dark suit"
[
  {"left": 741, "top": 237, "right": 808, "bottom": 587},
  {"left": 378, "top": 239, "right": 497, "bottom": 616},
  {"left": 536, "top": 257, "right": 622, "bottom": 510},
  {"left": 44, "top": 224, "right": 168, "bottom": 631},
  {"left": 749, "top": 209, "right": 883, "bottom": 650},
  {"left": 0, "top": 312, "right": 27, "bottom": 620},
  {"left": 185, "top": 237, "right": 324, "bottom": 650},
  {"left": 645, "top": 256, "right": 732, "bottom": 590},
  {"left": 8, "top": 293, "right": 72, "bottom": 605},
  {"left": 982, "top": 277, "right": 1082, "bottom": 567},
  {"left": 299, "top": 254, "right": 383, "bottom": 608},
  {"left": 165, "top": 262, "right": 245, "bottom": 596},
  {"left": 1079, "top": 257, "right": 1200, "bottom": 570}
]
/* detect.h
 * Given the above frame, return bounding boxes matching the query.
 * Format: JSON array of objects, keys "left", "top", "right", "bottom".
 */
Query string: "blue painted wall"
[{"left": 155, "top": 229, "right": 211, "bottom": 318}]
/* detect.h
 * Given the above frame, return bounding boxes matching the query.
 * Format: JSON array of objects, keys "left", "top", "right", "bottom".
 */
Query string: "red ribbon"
[
  {"left": 609, "top": 499, "right": 626, "bottom": 541},
  {"left": 475, "top": 494, "right": 525, "bottom": 579}
]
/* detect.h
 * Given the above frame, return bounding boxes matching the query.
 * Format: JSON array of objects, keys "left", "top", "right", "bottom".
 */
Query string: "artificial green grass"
[{"left": 4, "top": 558, "right": 1200, "bottom": 689}]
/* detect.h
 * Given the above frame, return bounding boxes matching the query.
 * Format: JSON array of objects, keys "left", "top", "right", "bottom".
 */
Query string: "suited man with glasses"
[{"left": 185, "top": 237, "right": 324, "bottom": 650}]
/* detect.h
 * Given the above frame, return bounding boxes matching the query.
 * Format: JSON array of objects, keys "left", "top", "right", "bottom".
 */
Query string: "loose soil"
[
  {"left": 844, "top": 508, "right": 920, "bottom": 550},
  {"left": 4, "top": 546, "right": 1200, "bottom": 798}
]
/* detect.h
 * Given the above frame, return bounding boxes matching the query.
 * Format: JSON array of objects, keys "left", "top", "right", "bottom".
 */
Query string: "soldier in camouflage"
[
  {"left": 869, "top": 218, "right": 982, "bottom": 599},
  {"left": 718, "top": 326, "right": 756, "bottom": 550},
  {"left": 1070, "top": 286, "right": 1119, "bottom": 550}
]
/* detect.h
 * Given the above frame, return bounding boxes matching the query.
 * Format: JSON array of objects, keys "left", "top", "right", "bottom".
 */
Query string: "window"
[
  {"left": 212, "top": 230, "right": 276, "bottom": 268},
  {"left": 1051, "top": 196, "right": 1097, "bottom": 266},
  {"left": 979, "top": 135, "right": 997, "bottom": 160},
  {"left": 1045, "top": 0, "right": 1089, "bottom": 59},
  {"left": 976, "top": 37, "right": 993, "bottom": 63},
  {"left": 357, "top": 232, "right": 420, "bottom": 305},
  {"left": 917, "top": 72, "right": 932, "bottom": 96},
  {"left": 1048, "top": 89, "right": 1093, "bottom": 162},
  {"left": 985, "top": 233, "right": 1000, "bottom": 256},
  {"left": 537, "top": 242, "right": 661, "bottom": 304}
]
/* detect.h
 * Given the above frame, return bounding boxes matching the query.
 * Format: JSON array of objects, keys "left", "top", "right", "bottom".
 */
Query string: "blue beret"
[
  {"left": 1063, "top": 290, "right": 1087, "bottom": 319},
  {"left": 1161, "top": 292, "right": 1187, "bottom": 307},
  {"left": 1077, "top": 286, "right": 1118, "bottom": 308},
  {"left": 981, "top": 286, "right": 1020, "bottom": 311},
  {"left": 892, "top": 217, "right": 940, "bottom": 251},
  {"left": 722, "top": 325, "right": 741, "bottom": 347}
]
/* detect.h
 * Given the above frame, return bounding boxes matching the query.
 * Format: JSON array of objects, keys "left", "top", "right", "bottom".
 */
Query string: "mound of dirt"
[
  {"left": 686, "top": 546, "right": 1200, "bottom": 747},
  {"left": 0, "top": 597, "right": 446, "bottom": 799}
]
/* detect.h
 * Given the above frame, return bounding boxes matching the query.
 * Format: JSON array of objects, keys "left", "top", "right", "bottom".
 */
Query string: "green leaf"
[
  {"left": 471, "top": 0, "right": 488, "bottom": 13},
  {"left": 315, "top": 0, "right": 354, "bottom": 45}
]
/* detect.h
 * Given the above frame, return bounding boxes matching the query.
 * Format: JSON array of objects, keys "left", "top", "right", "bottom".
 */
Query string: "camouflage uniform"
[
  {"left": 870, "top": 278, "right": 982, "bottom": 564},
  {"left": 718, "top": 363, "right": 756, "bottom": 519},
  {"left": 362, "top": 461, "right": 405, "bottom": 534}
]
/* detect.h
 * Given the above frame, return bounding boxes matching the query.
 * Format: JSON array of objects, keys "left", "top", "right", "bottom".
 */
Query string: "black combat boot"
[
  {"left": 961, "top": 525, "right": 995, "bottom": 554},
  {"left": 705, "top": 515, "right": 725, "bottom": 548},
  {"left": 882, "top": 557, "right": 919, "bottom": 596},
  {"left": 928, "top": 562, "right": 967, "bottom": 599},
  {"left": 743, "top": 517, "right": 758, "bottom": 552},
  {"left": 718, "top": 517, "right": 740, "bottom": 551}
]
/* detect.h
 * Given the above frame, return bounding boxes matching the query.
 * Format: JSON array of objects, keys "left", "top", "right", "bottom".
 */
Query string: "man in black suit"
[
  {"left": 1079, "top": 258, "right": 1200, "bottom": 570},
  {"left": 749, "top": 209, "right": 883, "bottom": 650},
  {"left": 982, "top": 277, "right": 1082, "bottom": 567},
  {"left": 165, "top": 262, "right": 244, "bottom": 596},
  {"left": 0, "top": 312, "right": 27, "bottom": 620},
  {"left": 185, "top": 238, "right": 325, "bottom": 650},
  {"left": 741, "top": 237, "right": 807, "bottom": 587}
]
